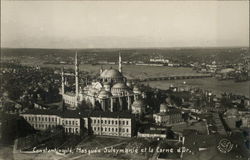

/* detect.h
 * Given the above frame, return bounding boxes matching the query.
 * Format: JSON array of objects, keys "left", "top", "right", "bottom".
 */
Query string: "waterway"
[
  {"left": 142, "top": 78, "right": 249, "bottom": 98},
  {"left": 23, "top": 62, "right": 250, "bottom": 98}
]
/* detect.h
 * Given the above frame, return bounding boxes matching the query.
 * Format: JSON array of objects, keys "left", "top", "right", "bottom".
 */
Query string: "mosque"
[{"left": 60, "top": 52, "right": 145, "bottom": 113}]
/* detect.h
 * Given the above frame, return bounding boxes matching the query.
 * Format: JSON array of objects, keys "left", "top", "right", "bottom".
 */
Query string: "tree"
[
  {"left": 166, "top": 128, "right": 175, "bottom": 139},
  {"left": 235, "top": 120, "right": 242, "bottom": 128}
]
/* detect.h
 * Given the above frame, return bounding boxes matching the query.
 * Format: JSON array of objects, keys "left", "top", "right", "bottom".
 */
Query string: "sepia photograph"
[{"left": 0, "top": 0, "right": 249, "bottom": 160}]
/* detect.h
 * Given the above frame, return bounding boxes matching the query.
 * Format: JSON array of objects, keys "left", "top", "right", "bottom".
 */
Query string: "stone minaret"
[
  {"left": 119, "top": 52, "right": 122, "bottom": 73},
  {"left": 61, "top": 68, "right": 65, "bottom": 95},
  {"left": 75, "top": 51, "right": 79, "bottom": 108}
]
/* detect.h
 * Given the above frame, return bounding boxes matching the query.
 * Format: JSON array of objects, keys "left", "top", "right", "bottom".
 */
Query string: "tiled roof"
[
  {"left": 21, "top": 109, "right": 134, "bottom": 119},
  {"left": 142, "top": 128, "right": 165, "bottom": 134},
  {"left": 155, "top": 109, "right": 182, "bottom": 116},
  {"left": 21, "top": 109, "right": 82, "bottom": 118},
  {"left": 90, "top": 111, "right": 134, "bottom": 119}
]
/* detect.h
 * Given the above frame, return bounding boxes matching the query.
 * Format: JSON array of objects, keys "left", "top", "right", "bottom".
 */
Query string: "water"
[
  {"left": 142, "top": 78, "right": 249, "bottom": 98},
  {"left": 34, "top": 63, "right": 199, "bottom": 79},
  {"left": 23, "top": 62, "right": 249, "bottom": 98}
]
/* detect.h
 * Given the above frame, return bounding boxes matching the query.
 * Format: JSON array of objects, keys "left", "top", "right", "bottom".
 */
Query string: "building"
[
  {"left": 137, "top": 129, "right": 166, "bottom": 139},
  {"left": 153, "top": 109, "right": 183, "bottom": 126},
  {"left": 131, "top": 99, "right": 146, "bottom": 116},
  {"left": 160, "top": 103, "right": 168, "bottom": 113},
  {"left": 149, "top": 58, "right": 169, "bottom": 64},
  {"left": 20, "top": 109, "right": 135, "bottom": 137},
  {"left": 20, "top": 109, "right": 86, "bottom": 135},
  {"left": 90, "top": 111, "right": 135, "bottom": 137},
  {"left": 60, "top": 52, "right": 143, "bottom": 112},
  {"left": 242, "top": 115, "right": 250, "bottom": 128}
]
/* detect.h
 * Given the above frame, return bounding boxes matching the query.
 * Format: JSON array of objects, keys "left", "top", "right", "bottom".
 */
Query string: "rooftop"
[
  {"left": 100, "top": 68, "right": 123, "bottom": 79},
  {"left": 21, "top": 109, "right": 135, "bottom": 119},
  {"left": 90, "top": 111, "right": 134, "bottom": 119},
  {"left": 155, "top": 109, "right": 182, "bottom": 116},
  {"left": 141, "top": 128, "right": 166, "bottom": 135},
  {"left": 21, "top": 109, "right": 83, "bottom": 118}
]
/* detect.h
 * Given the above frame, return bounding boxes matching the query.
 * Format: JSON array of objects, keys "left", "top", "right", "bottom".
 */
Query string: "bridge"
[{"left": 130, "top": 74, "right": 212, "bottom": 82}]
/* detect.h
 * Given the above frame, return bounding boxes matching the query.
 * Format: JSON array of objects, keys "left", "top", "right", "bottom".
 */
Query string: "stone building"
[
  {"left": 60, "top": 52, "right": 143, "bottom": 112},
  {"left": 90, "top": 111, "right": 135, "bottom": 137},
  {"left": 159, "top": 103, "right": 168, "bottom": 113},
  {"left": 153, "top": 107, "right": 183, "bottom": 126},
  {"left": 131, "top": 99, "right": 146, "bottom": 116},
  {"left": 20, "top": 109, "right": 85, "bottom": 135},
  {"left": 20, "top": 109, "right": 135, "bottom": 137}
]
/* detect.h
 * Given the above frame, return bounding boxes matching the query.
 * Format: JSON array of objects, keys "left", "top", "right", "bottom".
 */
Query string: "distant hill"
[{"left": 1, "top": 47, "right": 249, "bottom": 64}]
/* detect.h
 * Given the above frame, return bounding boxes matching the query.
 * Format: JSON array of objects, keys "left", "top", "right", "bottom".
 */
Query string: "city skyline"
[{"left": 1, "top": 1, "right": 249, "bottom": 48}]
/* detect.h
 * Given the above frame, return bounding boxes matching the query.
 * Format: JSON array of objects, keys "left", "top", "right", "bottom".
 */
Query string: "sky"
[{"left": 1, "top": 1, "right": 249, "bottom": 48}]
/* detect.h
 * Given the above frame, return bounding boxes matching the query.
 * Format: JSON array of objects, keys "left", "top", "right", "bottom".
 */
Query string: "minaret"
[
  {"left": 119, "top": 52, "right": 122, "bottom": 73},
  {"left": 65, "top": 77, "right": 68, "bottom": 86},
  {"left": 61, "top": 68, "right": 65, "bottom": 95},
  {"left": 75, "top": 51, "right": 79, "bottom": 108}
]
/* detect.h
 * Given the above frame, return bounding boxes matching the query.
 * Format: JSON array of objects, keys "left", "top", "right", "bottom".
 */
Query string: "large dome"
[{"left": 100, "top": 69, "right": 123, "bottom": 79}]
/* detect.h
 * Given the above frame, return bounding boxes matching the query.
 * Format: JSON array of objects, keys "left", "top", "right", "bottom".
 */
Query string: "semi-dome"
[
  {"left": 112, "top": 82, "right": 128, "bottom": 89},
  {"left": 133, "top": 85, "right": 141, "bottom": 94},
  {"left": 98, "top": 90, "right": 112, "bottom": 99},
  {"left": 100, "top": 69, "right": 123, "bottom": 79},
  {"left": 111, "top": 82, "right": 130, "bottom": 96}
]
